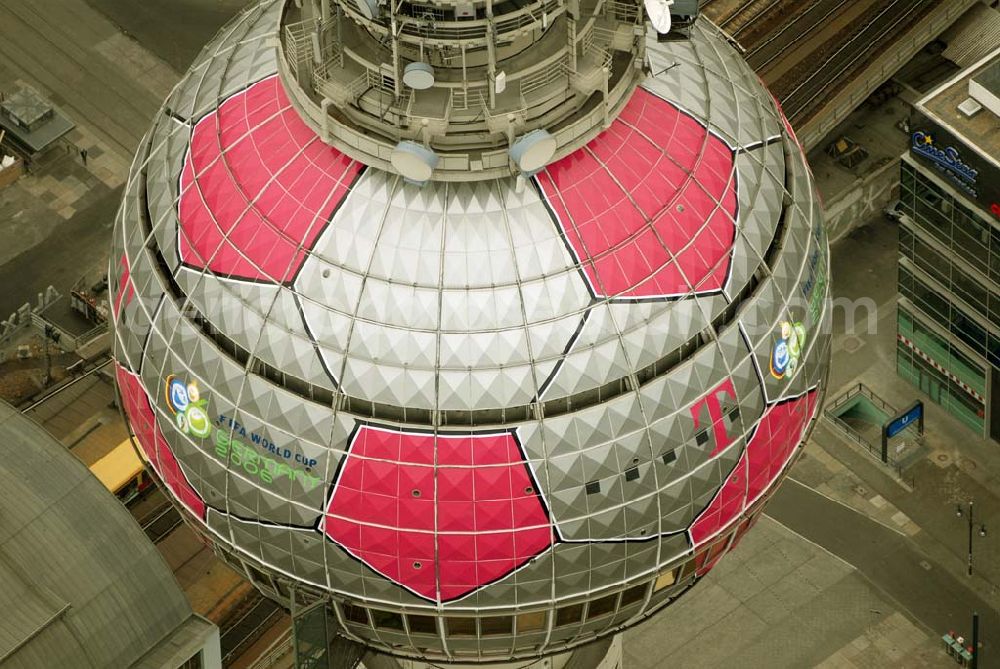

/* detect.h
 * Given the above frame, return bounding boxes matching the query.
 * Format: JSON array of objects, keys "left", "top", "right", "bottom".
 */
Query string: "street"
[{"left": 770, "top": 479, "right": 998, "bottom": 654}]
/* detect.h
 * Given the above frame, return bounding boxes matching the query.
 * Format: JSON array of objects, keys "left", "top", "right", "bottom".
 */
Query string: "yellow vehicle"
[{"left": 89, "top": 438, "right": 150, "bottom": 504}]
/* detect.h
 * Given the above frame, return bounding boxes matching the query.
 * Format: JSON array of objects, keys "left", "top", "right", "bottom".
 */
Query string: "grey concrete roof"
[
  {"left": 131, "top": 615, "right": 219, "bottom": 669},
  {"left": 0, "top": 401, "right": 194, "bottom": 669},
  {"left": 918, "top": 46, "right": 1000, "bottom": 167}
]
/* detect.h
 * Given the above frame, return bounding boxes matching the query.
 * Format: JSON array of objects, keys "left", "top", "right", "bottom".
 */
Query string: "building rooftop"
[
  {"left": 0, "top": 401, "right": 216, "bottom": 669},
  {"left": 0, "top": 85, "right": 75, "bottom": 154},
  {"left": 917, "top": 46, "right": 1000, "bottom": 166}
]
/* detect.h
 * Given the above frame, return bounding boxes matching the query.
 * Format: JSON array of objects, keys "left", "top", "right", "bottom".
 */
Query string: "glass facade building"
[
  {"left": 896, "top": 48, "right": 1000, "bottom": 442},
  {"left": 895, "top": 166, "right": 992, "bottom": 433}
]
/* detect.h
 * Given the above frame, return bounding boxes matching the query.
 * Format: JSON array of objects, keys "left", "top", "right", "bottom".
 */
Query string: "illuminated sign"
[
  {"left": 214, "top": 414, "right": 318, "bottom": 468},
  {"left": 881, "top": 400, "right": 924, "bottom": 463},
  {"left": 212, "top": 430, "right": 321, "bottom": 491},
  {"left": 911, "top": 131, "right": 979, "bottom": 198},
  {"left": 908, "top": 110, "right": 1000, "bottom": 223}
]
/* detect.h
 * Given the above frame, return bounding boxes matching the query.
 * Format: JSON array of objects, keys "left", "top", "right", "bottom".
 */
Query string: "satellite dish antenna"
[
  {"left": 403, "top": 62, "right": 436, "bottom": 90},
  {"left": 391, "top": 141, "right": 439, "bottom": 183},
  {"left": 509, "top": 129, "right": 557, "bottom": 174},
  {"left": 355, "top": 0, "right": 378, "bottom": 20},
  {"left": 644, "top": 0, "right": 673, "bottom": 34}
]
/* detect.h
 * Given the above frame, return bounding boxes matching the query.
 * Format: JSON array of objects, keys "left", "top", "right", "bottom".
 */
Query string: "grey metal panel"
[{"left": 0, "top": 402, "right": 195, "bottom": 669}]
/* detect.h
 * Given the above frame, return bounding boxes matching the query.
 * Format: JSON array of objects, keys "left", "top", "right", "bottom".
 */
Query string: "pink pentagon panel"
[
  {"left": 115, "top": 364, "right": 206, "bottom": 519},
  {"left": 536, "top": 87, "right": 737, "bottom": 299},
  {"left": 177, "top": 76, "right": 362, "bottom": 283},
  {"left": 689, "top": 388, "right": 818, "bottom": 547},
  {"left": 322, "top": 426, "right": 554, "bottom": 601},
  {"left": 691, "top": 457, "right": 747, "bottom": 550},
  {"left": 114, "top": 253, "right": 134, "bottom": 316},
  {"left": 727, "top": 514, "right": 759, "bottom": 553},
  {"left": 744, "top": 389, "right": 819, "bottom": 504}
]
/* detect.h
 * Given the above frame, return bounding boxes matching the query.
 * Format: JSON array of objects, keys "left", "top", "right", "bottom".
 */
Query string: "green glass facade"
[{"left": 897, "top": 158, "right": 998, "bottom": 439}]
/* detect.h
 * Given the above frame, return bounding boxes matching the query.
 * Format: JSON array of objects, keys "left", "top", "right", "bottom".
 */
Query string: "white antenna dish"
[
  {"left": 644, "top": 0, "right": 673, "bottom": 34},
  {"left": 403, "top": 62, "right": 436, "bottom": 90},
  {"left": 391, "top": 141, "right": 439, "bottom": 182},
  {"left": 509, "top": 129, "right": 557, "bottom": 173},
  {"left": 355, "top": 0, "right": 378, "bottom": 20}
]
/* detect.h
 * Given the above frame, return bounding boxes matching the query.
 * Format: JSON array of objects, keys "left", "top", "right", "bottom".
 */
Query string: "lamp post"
[
  {"left": 956, "top": 501, "right": 987, "bottom": 577},
  {"left": 972, "top": 611, "right": 979, "bottom": 669}
]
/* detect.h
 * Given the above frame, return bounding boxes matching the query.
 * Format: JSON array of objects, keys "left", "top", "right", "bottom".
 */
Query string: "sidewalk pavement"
[
  {"left": 83, "top": 0, "right": 246, "bottom": 73},
  {"left": 0, "top": 138, "right": 114, "bottom": 269},
  {"left": 0, "top": 0, "right": 176, "bottom": 318},
  {"left": 790, "top": 443, "right": 920, "bottom": 537},
  {"left": 768, "top": 480, "right": 998, "bottom": 661},
  {"left": 624, "top": 515, "right": 947, "bottom": 668}
]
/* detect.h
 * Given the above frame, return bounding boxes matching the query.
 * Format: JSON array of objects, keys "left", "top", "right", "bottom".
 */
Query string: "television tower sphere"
[{"left": 111, "top": 0, "right": 830, "bottom": 663}]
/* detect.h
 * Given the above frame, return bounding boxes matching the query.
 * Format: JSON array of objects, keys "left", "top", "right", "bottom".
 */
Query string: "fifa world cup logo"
[
  {"left": 770, "top": 321, "right": 805, "bottom": 379},
  {"left": 165, "top": 375, "right": 212, "bottom": 438}
]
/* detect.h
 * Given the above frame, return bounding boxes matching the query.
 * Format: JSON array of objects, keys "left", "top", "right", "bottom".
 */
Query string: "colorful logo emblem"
[
  {"left": 770, "top": 321, "right": 806, "bottom": 379},
  {"left": 165, "top": 374, "right": 212, "bottom": 438}
]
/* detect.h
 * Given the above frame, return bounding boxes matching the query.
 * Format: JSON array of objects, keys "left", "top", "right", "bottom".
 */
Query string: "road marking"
[
  {"left": 785, "top": 477, "right": 911, "bottom": 538},
  {"left": 760, "top": 514, "right": 858, "bottom": 573}
]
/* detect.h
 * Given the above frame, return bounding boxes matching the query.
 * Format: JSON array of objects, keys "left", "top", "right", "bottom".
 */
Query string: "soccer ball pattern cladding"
[{"left": 110, "top": 0, "right": 830, "bottom": 659}]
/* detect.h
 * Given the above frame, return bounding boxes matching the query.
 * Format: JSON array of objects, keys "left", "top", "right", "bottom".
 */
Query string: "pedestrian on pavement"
[{"left": 80, "top": 148, "right": 88, "bottom": 167}]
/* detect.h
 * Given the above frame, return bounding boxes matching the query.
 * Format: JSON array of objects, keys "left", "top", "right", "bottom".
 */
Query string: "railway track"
[
  {"left": 745, "top": 0, "right": 849, "bottom": 72},
  {"left": 18, "top": 356, "right": 112, "bottom": 414},
  {"left": 221, "top": 593, "right": 284, "bottom": 666},
  {"left": 717, "top": 0, "right": 785, "bottom": 40},
  {"left": 778, "top": 0, "right": 931, "bottom": 122}
]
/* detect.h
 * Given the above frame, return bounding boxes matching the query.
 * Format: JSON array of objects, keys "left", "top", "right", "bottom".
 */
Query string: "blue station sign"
[{"left": 885, "top": 401, "right": 924, "bottom": 440}]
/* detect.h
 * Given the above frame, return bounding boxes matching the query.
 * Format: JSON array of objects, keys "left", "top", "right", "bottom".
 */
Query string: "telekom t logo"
[{"left": 690, "top": 379, "right": 738, "bottom": 458}]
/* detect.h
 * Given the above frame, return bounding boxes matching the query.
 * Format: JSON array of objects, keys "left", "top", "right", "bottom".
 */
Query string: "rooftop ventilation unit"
[{"left": 958, "top": 97, "right": 983, "bottom": 117}]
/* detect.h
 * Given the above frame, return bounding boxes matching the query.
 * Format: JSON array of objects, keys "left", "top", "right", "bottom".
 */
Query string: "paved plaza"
[{"left": 625, "top": 516, "right": 942, "bottom": 668}]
